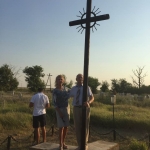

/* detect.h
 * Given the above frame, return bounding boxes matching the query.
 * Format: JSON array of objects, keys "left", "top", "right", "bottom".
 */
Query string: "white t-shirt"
[{"left": 30, "top": 92, "right": 49, "bottom": 116}]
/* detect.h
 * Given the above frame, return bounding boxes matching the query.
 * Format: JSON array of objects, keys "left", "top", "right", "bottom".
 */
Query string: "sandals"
[
  {"left": 63, "top": 144, "right": 68, "bottom": 149},
  {"left": 59, "top": 146, "right": 63, "bottom": 150},
  {"left": 59, "top": 144, "right": 68, "bottom": 150}
]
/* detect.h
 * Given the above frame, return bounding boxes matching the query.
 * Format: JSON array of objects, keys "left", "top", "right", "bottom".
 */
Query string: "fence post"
[
  {"left": 51, "top": 124, "right": 54, "bottom": 136},
  {"left": 34, "top": 129, "right": 36, "bottom": 142},
  {"left": 3, "top": 99, "right": 5, "bottom": 108},
  {"left": 148, "top": 134, "right": 150, "bottom": 148},
  {"left": 7, "top": 136, "right": 11, "bottom": 150},
  {"left": 113, "top": 130, "right": 116, "bottom": 141},
  {"left": 89, "top": 125, "right": 91, "bottom": 136}
]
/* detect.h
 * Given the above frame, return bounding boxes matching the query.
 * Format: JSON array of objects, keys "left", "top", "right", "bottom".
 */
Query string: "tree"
[
  {"left": 111, "top": 78, "right": 132, "bottom": 93},
  {"left": 65, "top": 80, "right": 73, "bottom": 89},
  {"left": 0, "top": 64, "right": 19, "bottom": 91},
  {"left": 111, "top": 79, "right": 120, "bottom": 93},
  {"left": 23, "top": 65, "right": 45, "bottom": 92},
  {"left": 100, "top": 81, "right": 109, "bottom": 92},
  {"left": 88, "top": 76, "right": 100, "bottom": 94},
  {"left": 118, "top": 79, "right": 132, "bottom": 93},
  {"left": 131, "top": 66, "right": 147, "bottom": 89}
]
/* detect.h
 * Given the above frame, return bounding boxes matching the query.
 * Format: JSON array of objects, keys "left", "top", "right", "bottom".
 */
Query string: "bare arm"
[
  {"left": 84, "top": 95, "right": 94, "bottom": 107},
  {"left": 29, "top": 102, "right": 34, "bottom": 108},
  {"left": 88, "top": 95, "right": 94, "bottom": 104},
  {"left": 45, "top": 103, "right": 50, "bottom": 108}
]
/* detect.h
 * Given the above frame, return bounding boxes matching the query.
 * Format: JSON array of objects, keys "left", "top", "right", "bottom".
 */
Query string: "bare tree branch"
[{"left": 131, "top": 66, "right": 147, "bottom": 88}]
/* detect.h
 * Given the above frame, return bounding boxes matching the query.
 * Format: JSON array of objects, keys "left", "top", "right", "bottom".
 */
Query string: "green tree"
[
  {"left": 119, "top": 79, "right": 132, "bottom": 93},
  {"left": 23, "top": 65, "right": 45, "bottom": 92},
  {"left": 111, "top": 78, "right": 133, "bottom": 93},
  {"left": 0, "top": 64, "right": 19, "bottom": 91},
  {"left": 88, "top": 76, "right": 100, "bottom": 94},
  {"left": 100, "top": 81, "right": 109, "bottom": 92},
  {"left": 111, "top": 79, "right": 120, "bottom": 93},
  {"left": 65, "top": 80, "right": 73, "bottom": 89}
]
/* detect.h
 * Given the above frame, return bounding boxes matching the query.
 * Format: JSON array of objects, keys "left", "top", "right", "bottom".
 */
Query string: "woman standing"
[{"left": 52, "top": 75, "right": 70, "bottom": 150}]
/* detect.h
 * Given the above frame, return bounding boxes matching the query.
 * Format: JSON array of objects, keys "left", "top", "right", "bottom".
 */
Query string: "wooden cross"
[{"left": 69, "top": 0, "right": 109, "bottom": 149}]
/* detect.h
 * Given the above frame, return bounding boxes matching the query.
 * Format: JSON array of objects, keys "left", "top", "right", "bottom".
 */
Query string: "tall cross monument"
[{"left": 69, "top": 0, "right": 110, "bottom": 149}]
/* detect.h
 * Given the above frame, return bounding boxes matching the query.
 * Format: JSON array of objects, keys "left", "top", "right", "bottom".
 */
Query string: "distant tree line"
[{"left": 0, "top": 64, "right": 149, "bottom": 94}]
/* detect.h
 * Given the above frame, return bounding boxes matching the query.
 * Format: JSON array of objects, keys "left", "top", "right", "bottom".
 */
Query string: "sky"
[{"left": 0, "top": 0, "right": 150, "bottom": 88}]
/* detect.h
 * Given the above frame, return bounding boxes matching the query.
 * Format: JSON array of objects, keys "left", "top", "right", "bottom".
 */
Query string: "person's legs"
[
  {"left": 39, "top": 114, "right": 46, "bottom": 143},
  {"left": 41, "top": 126, "right": 46, "bottom": 142},
  {"left": 34, "top": 128, "right": 40, "bottom": 144},
  {"left": 33, "top": 116, "right": 40, "bottom": 144},
  {"left": 59, "top": 127, "right": 64, "bottom": 147},
  {"left": 63, "top": 127, "right": 68, "bottom": 148}
]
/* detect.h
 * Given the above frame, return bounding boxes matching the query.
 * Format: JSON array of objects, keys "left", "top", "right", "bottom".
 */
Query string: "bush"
[{"left": 129, "top": 139, "right": 148, "bottom": 150}]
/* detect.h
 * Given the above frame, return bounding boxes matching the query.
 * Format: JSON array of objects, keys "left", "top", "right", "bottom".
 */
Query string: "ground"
[{"left": 0, "top": 124, "right": 149, "bottom": 150}]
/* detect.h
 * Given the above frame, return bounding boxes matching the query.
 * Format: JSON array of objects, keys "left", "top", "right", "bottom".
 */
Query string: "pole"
[
  {"left": 7, "top": 136, "right": 11, "bottom": 150},
  {"left": 148, "top": 134, "right": 150, "bottom": 148},
  {"left": 50, "top": 74, "right": 52, "bottom": 92},
  {"left": 51, "top": 124, "right": 54, "bottom": 136},
  {"left": 113, "top": 103, "right": 116, "bottom": 140},
  {"left": 81, "top": 0, "right": 92, "bottom": 150}
]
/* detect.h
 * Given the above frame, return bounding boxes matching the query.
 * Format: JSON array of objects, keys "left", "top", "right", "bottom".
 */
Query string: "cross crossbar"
[{"left": 69, "top": 14, "right": 109, "bottom": 26}]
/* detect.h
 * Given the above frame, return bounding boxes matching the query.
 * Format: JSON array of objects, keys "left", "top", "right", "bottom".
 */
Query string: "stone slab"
[
  {"left": 30, "top": 142, "right": 77, "bottom": 150},
  {"left": 88, "top": 140, "right": 119, "bottom": 150},
  {"left": 30, "top": 140, "right": 119, "bottom": 150}
]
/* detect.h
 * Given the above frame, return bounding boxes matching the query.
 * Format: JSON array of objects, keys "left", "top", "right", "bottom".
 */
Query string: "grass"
[{"left": 0, "top": 91, "right": 150, "bottom": 149}]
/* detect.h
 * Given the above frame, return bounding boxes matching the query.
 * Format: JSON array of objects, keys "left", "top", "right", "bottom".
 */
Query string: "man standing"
[
  {"left": 29, "top": 88, "right": 50, "bottom": 145},
  {"left": 70, "top": 74, "right": 94, "bottom": 150}
]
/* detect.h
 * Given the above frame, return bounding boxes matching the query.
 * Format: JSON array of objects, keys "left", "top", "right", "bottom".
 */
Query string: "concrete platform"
[{"left": 29, "top": 140, "right": 119, "bottom": 150}]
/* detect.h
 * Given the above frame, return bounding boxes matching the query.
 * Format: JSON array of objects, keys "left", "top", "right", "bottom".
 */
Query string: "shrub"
[{"left": 129, "top": 139, "right": 148, "bottom": 150}]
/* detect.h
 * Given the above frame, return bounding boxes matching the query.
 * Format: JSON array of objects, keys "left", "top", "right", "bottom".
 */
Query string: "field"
[{"left": 0, "top": 91, "right": 150, "bottom": 150}]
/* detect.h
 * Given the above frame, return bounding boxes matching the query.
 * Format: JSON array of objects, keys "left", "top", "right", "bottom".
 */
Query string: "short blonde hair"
[{"left": 55, "top": 74, "right": 66, "bottom": 87}]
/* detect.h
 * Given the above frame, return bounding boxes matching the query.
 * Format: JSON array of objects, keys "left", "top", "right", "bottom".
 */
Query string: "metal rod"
[
  {"left": 69, "top": 14, "right": 109, "bottom": 26},
  {"left": 50, "top": 74, "right": 52, "bottom": 92},
  {"left": 7, "top": 136, "right": 11, "bottom": 150},
  {"left": 148, "top": 134, "right": 150, "bottom": 147},
  {"left": 113, "top": 103, "right": 116, "bottom": 140},
  {"left": 51, "top": 124, "right": 54, "bottom": 136}
]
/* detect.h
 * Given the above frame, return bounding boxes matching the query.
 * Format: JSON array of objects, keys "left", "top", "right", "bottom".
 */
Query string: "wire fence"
[
  {"left": 0, "top": 92, "right": 150, "bottom": 149},
  {"left": 1, "top": 120, "right": 150, "bottom": 150}
]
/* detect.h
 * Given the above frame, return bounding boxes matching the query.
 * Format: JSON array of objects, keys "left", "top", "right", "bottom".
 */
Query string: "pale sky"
[{"left": 0, "top": 0, "right": 150, "bottom": 88}]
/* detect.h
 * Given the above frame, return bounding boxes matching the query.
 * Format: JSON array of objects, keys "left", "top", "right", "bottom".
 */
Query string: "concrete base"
[
  {"left": 88, "top": 140, "right": 119, "bottom": 150},
  {"left": 29, "top": 140, "right": 119, "bottom": 150}
]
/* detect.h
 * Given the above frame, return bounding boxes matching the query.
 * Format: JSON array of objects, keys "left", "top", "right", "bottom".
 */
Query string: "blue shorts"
[{"left": 33, "top": 114, "right": 46, "bottom": 128}]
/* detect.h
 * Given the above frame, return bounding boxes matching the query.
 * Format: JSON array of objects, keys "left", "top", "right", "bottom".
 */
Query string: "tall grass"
[
  {"left": 1, "top": 92, "right": 150, "bottom": 149},
  {"left": 90, "top": 93, "right": 150, "bottom": 131},
  {"left": 128, "top": 139, "right": 148, "bottom": 150},
  {"left": 1, "top": 92, "right": 150, "bottom": 132}
]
